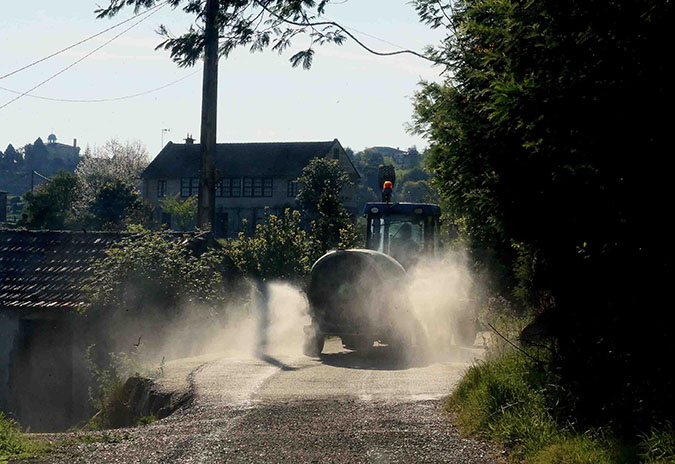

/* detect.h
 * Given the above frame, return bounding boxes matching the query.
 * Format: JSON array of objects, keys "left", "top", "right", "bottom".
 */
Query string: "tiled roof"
[
  {"left": 0, "top": 230, "right": 220, "bottom": 312},
  {"left": 142, "top": 140, "right": 344, "bottom": 179},
  {"left": 0, "top": 230, "right": 124, "bottom": 311}
]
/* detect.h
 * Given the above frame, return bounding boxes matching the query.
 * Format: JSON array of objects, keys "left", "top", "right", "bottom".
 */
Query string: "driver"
[{"left": 390, "top": 223, "right": 419, "bottom": 269}]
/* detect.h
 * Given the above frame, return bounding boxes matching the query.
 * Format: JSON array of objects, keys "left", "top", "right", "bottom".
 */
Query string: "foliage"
[
  {"left": 73, "top": 139, "right": 148, "bottom": 220},
  {"left": 0, "top": 412, "right": 47, "bottom": 461},
  {"left": 160, "top": 194, "right": 197, "bottom": 230},
  {"left": 638, "top": 425, "right": 675, "bottom": 464},
  {"left": 351, "top": 146, "right": 438, "bottom": 205},
  {"left": 96, "top": 0, "right": 348, "bottom": 69},
  {"left": 18, "top": 171, "right": 78, "bottom": 229},
  {"left": 89, "top": 180, "right": 147, "bottom": 231},
  {"left": 447, "top": 352, "right": 642, "bottom": 463},
  {"left": 296, "top": 157, "right": 357, "bottom": 255},
  {"left": 227, "top": 208, "right": 312, "bottom": 282},
  {"left": 84, "top": 344, "right": 163, "bottom": 430},
  {"left": 412, "top": 0, "right": 672, "bottom": 432},
  {"left": 82, "top": 226, "right": 231, "bottom": 317}
]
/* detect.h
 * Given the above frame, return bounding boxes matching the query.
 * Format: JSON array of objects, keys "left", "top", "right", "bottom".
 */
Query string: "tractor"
[{"left": 303, "top": 167, "right": 449, "bottom": 356}]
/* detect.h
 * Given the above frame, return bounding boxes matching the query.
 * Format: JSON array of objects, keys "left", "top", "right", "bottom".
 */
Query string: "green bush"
[
  {"left": 83, "top": 226, "right": 231, "bottom": 317},
  {"left": 227, "top": 208, "right": 312, "bottom": 282}
]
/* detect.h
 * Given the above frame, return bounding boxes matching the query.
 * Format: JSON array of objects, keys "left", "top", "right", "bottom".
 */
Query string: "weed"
[
  {"left": 0, "top": 412, "right": 49, "bottom": 461},
  {"left": 638, "top": 424, "right": 675, "bottom": 464},
  {"left": 136, "top": 416, "right": 156, "bottom": 426}
]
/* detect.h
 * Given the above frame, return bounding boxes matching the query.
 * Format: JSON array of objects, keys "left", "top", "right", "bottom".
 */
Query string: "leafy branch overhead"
[{"left": 96, "top": 0, "right": 434, "bottom": 69}]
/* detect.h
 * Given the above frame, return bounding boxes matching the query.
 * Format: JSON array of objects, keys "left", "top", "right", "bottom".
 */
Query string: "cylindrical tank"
[{"left": 306, "top": 249, "right": 416, "bottom": 352}]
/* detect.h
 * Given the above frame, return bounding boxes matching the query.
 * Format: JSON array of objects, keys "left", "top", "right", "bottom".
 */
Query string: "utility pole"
[{"left": 197, "top": 0, "right": 219, "bottom": 231}]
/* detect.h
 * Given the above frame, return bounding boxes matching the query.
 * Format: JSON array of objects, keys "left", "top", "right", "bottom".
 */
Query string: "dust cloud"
[
  {"left": 115, "top": 250, "right": 478, "bottom": 368},
  {"left": 406, "top": 252, "right": 477, "bottom": 346}
]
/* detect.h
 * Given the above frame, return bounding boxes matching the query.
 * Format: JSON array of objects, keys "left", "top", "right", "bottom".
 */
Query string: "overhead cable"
[
  {"left": 0, "top": 1, "right": 168, "bottom": 81},
  {"left": 0, "top": 70, "right": 200, "bottom": 103},
  {"left": 0, "top": 3, "right": 167, "bottom": 111}
]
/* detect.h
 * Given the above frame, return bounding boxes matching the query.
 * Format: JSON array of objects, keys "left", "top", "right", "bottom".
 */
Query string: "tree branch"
[{"left": 254, "top": 0, "right": 442, "bottom": 64}]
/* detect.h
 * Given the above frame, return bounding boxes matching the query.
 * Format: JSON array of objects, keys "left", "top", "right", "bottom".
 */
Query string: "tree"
[
  {"left": 18, "top": 171, "right": 78, "bottom": 230},
  {"left": 74, "top": 139, "right": 149, "bottom": 222},
  {"left": 227, "top": 208, "right": 312, "bottom": 282},
  {"left": 89, "top": 180, "right": 146, "bottom": 231},
  {"left": 411, "top": 0, "right": 671, "bottom": 432},
  {"left": 160, "top": 194, "right": 198, "bottom": 230},
  {"left": 296, "top": 158, "right": 357, "bottom": 256}
]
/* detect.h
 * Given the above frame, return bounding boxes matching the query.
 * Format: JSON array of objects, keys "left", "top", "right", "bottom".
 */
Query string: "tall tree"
[
  {"left": 74, "top": 139, "right": 149, "bottom": 220},
  {"left": 296, "top": 157, "right": 357, "bottom": 256},
  {"left": 411, "top": 0, "right": 671, "bottom": 432}
]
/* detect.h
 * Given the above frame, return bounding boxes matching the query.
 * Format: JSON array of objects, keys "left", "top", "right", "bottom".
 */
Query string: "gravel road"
[{"left": 32, "top": 338, "right": 499, "bottom": 463}]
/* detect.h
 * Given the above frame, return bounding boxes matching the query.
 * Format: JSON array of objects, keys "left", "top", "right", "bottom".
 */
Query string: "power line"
[
  {"left": 0, "top": 4, "right": 167, "bottom": 111},
  {"left": 0, "top": 70, "right": 200, "bottom": 103},
  {"left": 0, "top": 1, "right": 168, "bottom": 81},
  {"left": 320, "top": 15, "right": 412, "bottom": 51}
]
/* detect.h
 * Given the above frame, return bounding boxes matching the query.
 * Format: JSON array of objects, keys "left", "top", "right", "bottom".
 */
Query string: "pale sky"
[{"left": 0, "top": 1, "right": 446, "bottom": 158}]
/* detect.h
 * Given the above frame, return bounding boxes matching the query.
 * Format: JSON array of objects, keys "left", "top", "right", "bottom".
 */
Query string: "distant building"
[
  {"left": 44, "top": 133, "right": 80, "bottom": 164},
  {"left": 141, "top": 138, "right": 360, "bottom": 237}
]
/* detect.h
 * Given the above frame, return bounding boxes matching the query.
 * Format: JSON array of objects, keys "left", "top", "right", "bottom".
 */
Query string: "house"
[{"left": 141, "top": 138, "right": 360, "bottom": 237}]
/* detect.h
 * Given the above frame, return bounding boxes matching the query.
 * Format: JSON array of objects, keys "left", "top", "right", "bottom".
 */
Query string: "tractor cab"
[{"left": 364, "top": 202, "right": 441, "bottom": 269}]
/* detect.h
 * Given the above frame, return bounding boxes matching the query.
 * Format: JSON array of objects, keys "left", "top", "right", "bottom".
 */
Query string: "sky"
[{"left": 0, "top": 1, "right": 447, "bottom": 158}]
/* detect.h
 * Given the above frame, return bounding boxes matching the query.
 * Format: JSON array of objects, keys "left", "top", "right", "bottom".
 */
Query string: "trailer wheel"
[{"left": 303, "top": 333, "right": 325, "bottom": 357}]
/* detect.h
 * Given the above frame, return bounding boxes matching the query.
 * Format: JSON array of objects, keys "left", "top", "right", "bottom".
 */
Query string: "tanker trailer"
[
  {"left": 302, "top": 167, "right": 443, "bottom": 356},
  {"left": 303, "top": 248, "right": 428, "bottom": 356}
]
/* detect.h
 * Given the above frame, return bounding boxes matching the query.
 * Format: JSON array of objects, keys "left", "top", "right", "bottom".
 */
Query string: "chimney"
[
  {"left": 185, "top": 133, "right": 195, "bottom": 144},
  {"left": 73, "top": 138, "right": 77, "bottom": 148}
]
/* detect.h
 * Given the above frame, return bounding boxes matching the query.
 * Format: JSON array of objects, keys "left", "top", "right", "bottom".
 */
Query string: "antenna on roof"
[{"left": 185, "top": 133, "right": 195, "bottom": 144}]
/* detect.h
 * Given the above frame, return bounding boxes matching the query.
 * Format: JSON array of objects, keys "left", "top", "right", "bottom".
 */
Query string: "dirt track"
[{"left": 32, "top": 339, "right": 498, "bottom": 463}]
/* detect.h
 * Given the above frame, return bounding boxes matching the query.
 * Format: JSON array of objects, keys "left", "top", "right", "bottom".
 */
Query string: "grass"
[
  {"left": 1, "top": 412, "right": 48, "bottom": 462},
  {"left": 446, "top": 351, "right": 674, "bottom": 463},
  {"left": 1, "top": 412, "right": 133, "bottom": 463}
]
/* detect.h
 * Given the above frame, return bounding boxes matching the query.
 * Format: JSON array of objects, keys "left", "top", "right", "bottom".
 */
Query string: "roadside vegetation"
[
  {"left": 410, "top": 0, "right": 671, "bottom": 461},
  {"left": 448, "top": 343, "right": 674, "bottom": 463},
  {"left": 1, "top": 411, "right": 133, "bottom": 462},
  {"left": 1, "top": 412, "right": 47, "bottom": 462}
]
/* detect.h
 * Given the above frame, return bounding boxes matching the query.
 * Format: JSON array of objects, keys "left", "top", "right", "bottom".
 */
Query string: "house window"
[
  {"left": 181, "top": 177, "right": 199, "bottom": 197},
  {"left": 287, "top": 180, "right": 298, "bottom": 198},
  {"left": 231, "top": 178, "right": 241, "bottom": 197},
  {"left": 243, "top": 177, "right": 253, "bottom": 197},
  {"left": 216, "top": 178, "right": 242, "bottom": 197},
  {"left": 263, "top": 178, "right": 273, "bottom": 197},
  {"left": 243, "top": 177, "right": 272, "bottom": 197},
  {"left": 157, "top": 180, "right": 167, "bottom": 198}
]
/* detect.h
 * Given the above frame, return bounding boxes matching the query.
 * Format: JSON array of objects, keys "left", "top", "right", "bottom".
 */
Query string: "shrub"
[{"left": 227, "top": 208, "right": 312, "bottom": 282}]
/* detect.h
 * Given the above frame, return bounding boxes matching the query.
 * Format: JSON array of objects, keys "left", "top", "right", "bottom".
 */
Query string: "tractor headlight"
[
  {"left": 413, "top": 207, "right": 423, "bottom": 215},
  {"left": 370, "top": 207, "right": 380, "bottom": 214}
]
